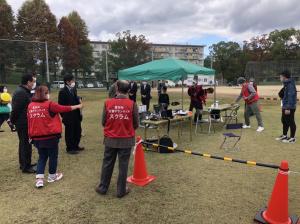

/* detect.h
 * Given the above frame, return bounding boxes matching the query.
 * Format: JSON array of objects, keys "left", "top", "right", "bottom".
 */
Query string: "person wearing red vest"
[
  {"left": 188, "top": 81, "right": 206, "bottom": 123},
  {"left": 235, "top": 77, "right": 264, "bottom": 132},
  {"left": 96, "top": 80, "right": 139, "bottom": 198},
  {"left": 27, "top": 86, "right": 82, "bottom": 188}
]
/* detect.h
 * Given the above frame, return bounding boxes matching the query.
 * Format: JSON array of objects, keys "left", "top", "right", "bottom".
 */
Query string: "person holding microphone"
[{"left": 27, "top": 86, "right": 83, "bottom": 188}]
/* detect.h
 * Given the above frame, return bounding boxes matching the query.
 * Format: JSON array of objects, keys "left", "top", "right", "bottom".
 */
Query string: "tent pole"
[
  {"left": 181, "top": 78, "right": 184, "bottom": 110},
  {"left": 214, "top": 77, "right": 217, "bottom": 106}
]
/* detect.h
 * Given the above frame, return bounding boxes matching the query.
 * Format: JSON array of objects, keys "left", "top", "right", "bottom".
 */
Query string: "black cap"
[
  {"left": 280, "top": 70, "right": 291, "bottom": 79},
  {"left": 237, "top": 77, "right": 246, "bottom": 85}
]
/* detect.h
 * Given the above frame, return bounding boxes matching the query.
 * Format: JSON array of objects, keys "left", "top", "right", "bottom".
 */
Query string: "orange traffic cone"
[
  {"left": 127, "top": 136, "right": 156, "bottom": 187},
  {"left": 254, "top": 161, "right": 299, "bottom": 224}
]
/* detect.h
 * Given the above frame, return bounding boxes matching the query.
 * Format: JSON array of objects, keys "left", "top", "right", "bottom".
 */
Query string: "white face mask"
[
  {"left": 70, "top": 82, "right": 76, "bottom": 88},
  {"left": 46, "top": 94, "right": 50, "bottom": 100}
]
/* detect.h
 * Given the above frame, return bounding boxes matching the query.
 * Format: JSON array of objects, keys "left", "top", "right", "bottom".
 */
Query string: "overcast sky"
[{"left": 7, "top": 0, "right": 300, "bottom": 54}]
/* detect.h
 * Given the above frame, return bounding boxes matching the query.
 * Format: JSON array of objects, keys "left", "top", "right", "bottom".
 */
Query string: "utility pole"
[
  {"left": 211, "top": 56, "right": 217, "bottom": 106},
  {"left": 0, "top": 38, "right": 50, "bottom": 83},
  {"left": 105, "top": 50, "right": 109, "bottom": 83},
  {"left": 45, "top": 42, "right": 50, "bottom": 83}
]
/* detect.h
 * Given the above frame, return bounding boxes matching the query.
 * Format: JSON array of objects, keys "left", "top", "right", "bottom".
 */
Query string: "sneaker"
[
  {"left": 282, "top": 138, "right": 296, "bottom": 144},
  {"left": 242, "top": 125, "right": 251, "bottom": 129},
  {"left": 35, "top": 178, "right": 44, "bottom": 188},
  {"left": 275, "top": 135, "right": 288, "bottom": 141},
  {"left": 256, "top": 126, "right": 264, "bottom": 132},
  {"left": 47, "top": 173, "right": 63, "bottom": 183}
]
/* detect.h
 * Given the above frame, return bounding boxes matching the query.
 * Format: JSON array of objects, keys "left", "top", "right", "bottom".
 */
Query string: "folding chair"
[
  {"left": 223, "top": 104, "right": 240, "bottom": 125},
  {"left": 220, "top": 123, "right": 243, "bottom": 151}
]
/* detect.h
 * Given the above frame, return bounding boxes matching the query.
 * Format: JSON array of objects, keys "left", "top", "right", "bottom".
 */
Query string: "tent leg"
[
  {"left": 181, "top": 79, "right": 184, "bottom": 110},
  {"left": 213, "top": 79, "right": 217, "bottom": 106}
]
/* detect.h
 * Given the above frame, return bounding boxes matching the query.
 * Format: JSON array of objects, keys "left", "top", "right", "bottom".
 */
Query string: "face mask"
[
  {"left": 280, "top": 76, "right": 284, "bottom": 82},
  {"left": 3, "top": 88, "right": 7, "bottom": 93},
  {"left": 46, "top": 94, "right": 50, "bottom": 100},
  {"left": 70, "top": 82, "right": 76, "bottom": 88}
]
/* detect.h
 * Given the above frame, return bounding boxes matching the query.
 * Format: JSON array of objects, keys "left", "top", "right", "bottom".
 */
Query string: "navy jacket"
[{"left": 282, "top": 79, "right": 297, "bottom": 110}]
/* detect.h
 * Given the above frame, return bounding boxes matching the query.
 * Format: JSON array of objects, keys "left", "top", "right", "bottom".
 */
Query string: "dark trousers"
[
  {"left": 36, "top": 145, "right": 59, "bottom": 175},
  {"left": 282, "top": 109, "right": 296, "bottom": 138},
  {"left": 99, "top": 146, "right": 131, "bottom": 196},
  {"left": 0, "top": 114, "right": 9, "bottom": 127},
  {"left": 17, "top": 126, "right": 32, "bottom": 170},
  {"left": 189, "top": 102, "right": 194, "bottom": 112},
  {"left": 190, "top": 101, "right": 203, "bottom": 123},
  {"left": 65, "top": 120, "right": 82, "bottom": 151},
  {"left": 142, "top": 98, "right": 150, "bottom": 111},
  {"left": 129, "top": 94, "right": 136, "bottom": 102}
]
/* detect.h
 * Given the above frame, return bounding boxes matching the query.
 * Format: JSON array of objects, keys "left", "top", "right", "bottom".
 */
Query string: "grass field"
[{"left": 0, "top": 87, "right": 299, "bottom": 224}]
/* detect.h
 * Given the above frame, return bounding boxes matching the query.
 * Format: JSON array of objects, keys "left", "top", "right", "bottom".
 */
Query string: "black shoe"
[
  {"left": 67, "top": 150, "right": 79, "bottom": 155},
  {"left": 117, "top": 187, "right": 131, "bottom": 198},
  {"left": 95, "top": 186, "right": 107, "bottom": 195},
  {"left": 77, "top": 147, "right": 85, "bottom": 151},
  {"left": 22, "top": 167, "right": 36, "bottom": 174}
]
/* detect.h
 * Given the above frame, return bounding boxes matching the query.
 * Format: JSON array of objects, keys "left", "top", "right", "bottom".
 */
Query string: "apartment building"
[{"left": 90, "top": 41, "right": 205, "bottom": 67}]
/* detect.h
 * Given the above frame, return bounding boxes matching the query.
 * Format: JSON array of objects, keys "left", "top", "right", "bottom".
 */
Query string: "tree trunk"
[{"left": 0, "top": 64, "right": 7, "bottom": 83}]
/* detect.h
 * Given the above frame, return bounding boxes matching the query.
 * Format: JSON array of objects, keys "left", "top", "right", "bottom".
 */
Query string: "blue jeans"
[{"left": 35, "top": 139, "right": 59, "bottom": 175}]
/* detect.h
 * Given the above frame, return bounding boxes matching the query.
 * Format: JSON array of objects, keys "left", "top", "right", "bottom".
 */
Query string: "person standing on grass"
[
  {"left": 235, "top": 77, "right": 264, "bottom": 132},
  {"left": 10, "top": 74, "right": 36, "bottom": 173},
  {"left": 159, "top": 86, "right": 170, "bottom": 111},
  {"left": 188, "top": 81, "right": 206, "bottom": 123},
  {"left": 28, "top": 86, "right": 83, "bottom": 188},
  {"left": 141, "top": 81, "right": 151, "bottom": 111},
  {"left": 129, "top": 81, "right": 138, "bottom": 102},
  {"left": 276, "top": 70, "right": 297, "bottom": 143},
  {"left": 0, "top": 86, "right": 16, "bottom": 132},
  {"left": 58, "top": 75, "right": 84, "bottom": 155},
  {"left": 108, "top": 78, "right": 118, "bottom": 98},
  {"left": 96, "top": 80, "right": 139, "bottom": 198},
  {"left": 157, "top": 80, "right": 165, "bottom": 98}
]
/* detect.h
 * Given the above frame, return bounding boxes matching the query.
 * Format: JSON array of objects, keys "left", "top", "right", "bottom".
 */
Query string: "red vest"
[
  {"left": 242, "top": 83, "right": 259, "bottom": 104},
  {"left": 104, "top": 98, "right": 135, "bottom": 138},
  {"left": 27, "top": 101, "right": 62, "bottom": 139}
]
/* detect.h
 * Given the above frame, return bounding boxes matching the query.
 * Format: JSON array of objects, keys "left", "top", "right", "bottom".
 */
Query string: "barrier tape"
[
  {"left": 260, "top": 97, "right": 299, "bottom": 102},
  {"left": 142, "top": 141, "right": 280, "bottom": 170}
]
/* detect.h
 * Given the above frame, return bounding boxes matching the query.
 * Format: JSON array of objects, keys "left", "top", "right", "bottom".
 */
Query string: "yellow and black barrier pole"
[{"left": 142, "top": 141, "right": 280, "bottom": 170}]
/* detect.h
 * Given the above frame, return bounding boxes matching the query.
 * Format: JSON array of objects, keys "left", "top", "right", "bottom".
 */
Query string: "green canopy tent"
[{"left": 118, "top": 58, "right": 215, "bottom": 109}]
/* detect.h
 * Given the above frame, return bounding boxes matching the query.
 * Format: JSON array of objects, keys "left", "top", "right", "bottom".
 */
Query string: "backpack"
[{"left": 158, "top": 135, "right": 174, "bottom": 153}]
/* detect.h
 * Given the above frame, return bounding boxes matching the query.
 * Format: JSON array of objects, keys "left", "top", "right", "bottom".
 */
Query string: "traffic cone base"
[
  {"left": 127, "top": 136, "right": 156, "bottom": 187},
  {"left": 254, "top": 161, "right": 299, "bottom": 224},
  {"left": 254, "top": 207, "right": 299, "bottom": 224},
  {"left": 127, "top": 175, "right": 156, "bottom": 187}
]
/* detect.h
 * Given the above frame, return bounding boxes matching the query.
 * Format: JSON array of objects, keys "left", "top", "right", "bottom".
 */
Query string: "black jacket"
[
  {"left": 129, "top": 82, "right": 138, "bottom": 95},
  {"left": 141, "top": 84, "right": 151, "bottom": 100},
  {"left": 10, "top": 85, "right": 32, "bottom": 127},
  {"left": 58, "top": 86, "right": 82, "bottom": 124}
]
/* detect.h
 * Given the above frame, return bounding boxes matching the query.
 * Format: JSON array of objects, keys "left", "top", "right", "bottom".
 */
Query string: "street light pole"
[
  {"left": 0, "top": 38, "right": 50, "bottom": 83},
  {"left": 45, "top": 42, "right": 50, "bottom": 83},
  {"left": 105, "top": 50, "right": 109, "bottom": 83},
  {"left": 211, "top": 56, "right": 217, "bottom": 106}
]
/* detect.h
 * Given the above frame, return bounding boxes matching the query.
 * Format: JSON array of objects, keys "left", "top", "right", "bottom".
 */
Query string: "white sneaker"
[
  {"left": 256, "top": 126, "right": 265, "bottom": 132},
  {"left": 47, "top": 173, "right": 63, "bottom": 183},
  {"left": 275, "top": 135, "right": 288, "bottom": 141},
  {"left": 242, "top": 125, "right": 251, "bottom": 129},
  {"left": 282, "top": 138, "right": 296, "bottom": 144},
  {"left": 36, "top": 178, "right": 44, "bottom": 188}
]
